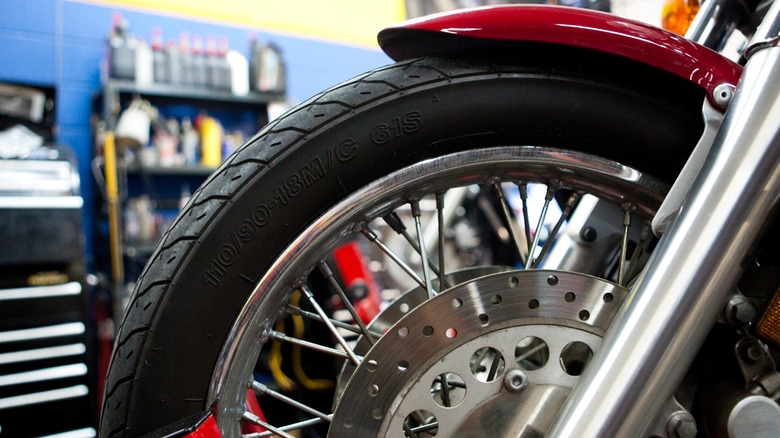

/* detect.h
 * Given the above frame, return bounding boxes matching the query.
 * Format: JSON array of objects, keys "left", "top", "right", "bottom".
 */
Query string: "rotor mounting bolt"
[
  {"left": 666, "top": 411, "right": 697, "bottom": 438},
  {"left": 503, "top": 369, "right": 528, "bottom": 393}
]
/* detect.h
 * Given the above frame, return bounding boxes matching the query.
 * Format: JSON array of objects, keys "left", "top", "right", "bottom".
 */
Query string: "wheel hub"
[{"left": 329, "top": 270, "right": 628, "bottom": 437}]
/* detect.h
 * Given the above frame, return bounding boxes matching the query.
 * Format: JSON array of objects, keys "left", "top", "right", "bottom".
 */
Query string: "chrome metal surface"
[
  {"left": 746, "top": 0, "right": 780, "bottom": 58},
  {"left": 653, "top": 99, "right": 723, "bottom": 235},
  {"left": 728, "top": 396, "right": 780, "bottom": 437},
  {"left": 206, "top": 147, "right": 667, "bottom": 436},
  {"left": 329, "top": 270, "right": 626, "bottom": 436},
  {"left": 547, "top": 45, "right": 780, "bottom": 438},
  {"left": 685, "top": 0, "right": 742, "bottom": 52}
]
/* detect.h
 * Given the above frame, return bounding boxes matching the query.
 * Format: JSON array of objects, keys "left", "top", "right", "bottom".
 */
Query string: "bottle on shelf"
[
  {"left": 107, "top": 13, "right": 136, "bottom": 80},
  {"left": 151, "top": 29, "right": 168, "bottom": 83},
  {"left": 180, "top": 117, "right": 199, "bottom": 166},
  {"left": 205, "top": 35, "right": 219, "bottom": 89},
  {"left": 166, "top": 40, "right": 182, "bottom": 85},
  {"left": 179, "top": 32, "right": 193, "bottom": 86},
  {"left": 250, "top": 36, "right": 287, "bottom": 93},
  {"left": 216, "top": 36, "right": 233, "bottom": 90},
  {"left": 134, "top": 37, "right": 153, "bottom": 86},
  {"left": 198, "top": 114, "right": 223, "bottom": 168},
  {"left": 191, "top": 35, "right": 206, "bottom": 87}
]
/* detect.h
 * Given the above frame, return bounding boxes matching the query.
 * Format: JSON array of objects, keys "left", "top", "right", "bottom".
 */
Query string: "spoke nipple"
[{"left": 504, "top": 369, "right": 529, "bottom": 393}]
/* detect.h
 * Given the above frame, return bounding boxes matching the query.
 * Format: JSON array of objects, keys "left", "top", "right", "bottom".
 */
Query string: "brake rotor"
[{"left": 329, "top": 269, "right": 628, "bottom": 437}]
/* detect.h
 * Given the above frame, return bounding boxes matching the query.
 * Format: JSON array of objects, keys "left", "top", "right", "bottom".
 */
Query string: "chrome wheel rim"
[{"left": 207, "top": 146, "right": 666, "bottom": 436}]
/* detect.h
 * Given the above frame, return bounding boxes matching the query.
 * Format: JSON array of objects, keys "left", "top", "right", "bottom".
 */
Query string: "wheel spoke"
[
  {"left": 411, "top": 199, "right": 437, "bottom": 299},
  {"left": 247, "top": 417, "right": 330, "bottom": 438},
  {"left": 533, "top": 191, "right": 582, "bottom": 268},
  {"left": 517, "top": 182, "right": 534, "bottom": 255},
  {"left": 410, "top": 421, "right": 439, "bottom": 434},
  {"left": 318, "top": 262, "right": 377, "bottom": 345},
  {"left": 403, "top": 422, "right": 418, "bottom": 438},
  {"left": 267, "top": 330, "right": 362, "bottom": 361},
  {"left": 624, "top": 224, "right": 652, "bottom": 284},
  {"left": 516, "top": 342, "right": 548, "bottom": 364},
  {"left": 298, "top": 284, "right": 361, "bottom": 366},
  {"left": 618, "top": 206, "right": 635, "bottom": 286},
  {"left": 284, "top": 304, "right": 381, "bottom": 340},
  {"left": 251, "top": 380, "right": 333, "bottom": 422},
  {"left": 527, "top": 185, "right": 556, "bottom": 269},
  {"left": 242, "top": 411, "right": 297, "bottom": 438},
  {"left": 436, "top": 192, "right": 447, "bottom": 289},
  {"left": 438, "top": 373, "right": 452, "bottom": 407},
  {"left": 361, "top": 224, "right": 427, "bottom": 290},
  {"left": 493, "top": 182, "right": 529, "bottom": 265},
  {"left": 488, "top": 351, "right": 503, "bottom": 381},
  {"left": 383, "top": 211, "right": 450, "bottom": 289}
]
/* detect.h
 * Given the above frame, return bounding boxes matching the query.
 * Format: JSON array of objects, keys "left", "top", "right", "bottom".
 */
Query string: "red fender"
[{"left": 378, "top": 5, "right": 741, "bottom": 106}]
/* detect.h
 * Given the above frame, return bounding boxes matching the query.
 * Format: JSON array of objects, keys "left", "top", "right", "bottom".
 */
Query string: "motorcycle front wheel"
[{"left": 101, "top": 47, "right": 706, "bottom": 437}]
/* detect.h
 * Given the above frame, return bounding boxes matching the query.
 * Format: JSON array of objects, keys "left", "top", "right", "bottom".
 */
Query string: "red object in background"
[
  {"left": 176, "top": 390, "right": 265, "bottom": 437},
  {"left": 183, "top": 414, "right": 221, "bottom": 438},
  {"left": 242, "top": 388, "right": 268, "bottom": 434},
  {"left": 333, "top": 241, "right": 382, "bottom": 324}
]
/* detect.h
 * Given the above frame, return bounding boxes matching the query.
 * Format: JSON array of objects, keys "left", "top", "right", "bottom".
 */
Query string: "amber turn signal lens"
[
  {"left": 662, "top": 0, "right": 700, "bottom": 36},
  {"left": 758, "top": 289, "right": 780, "bottom": 349}
]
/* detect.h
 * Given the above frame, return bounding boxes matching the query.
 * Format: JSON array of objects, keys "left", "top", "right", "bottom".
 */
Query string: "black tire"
[{"left": 100, "top": 47, "right": 704, "bottom": 437}]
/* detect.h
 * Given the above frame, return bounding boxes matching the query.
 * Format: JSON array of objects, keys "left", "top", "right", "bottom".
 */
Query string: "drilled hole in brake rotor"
[
  {"left": 431, "top": 372, "right": 466, "bottom": 408},
  {"left": 560, "top": 341, "right": 594, "bottom": 376},
  {"left": 515, "top": 336, "right": 550, "bottom": 371},
  {"left": 470, "top": 347, "right": 505, "bottom": 382}
]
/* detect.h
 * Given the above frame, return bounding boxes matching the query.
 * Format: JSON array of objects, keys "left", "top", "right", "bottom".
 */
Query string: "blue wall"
[{"left": 0, "top": 0, "right": 391, "bottom": 267}]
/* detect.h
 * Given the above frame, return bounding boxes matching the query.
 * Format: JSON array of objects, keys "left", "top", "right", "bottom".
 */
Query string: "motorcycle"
[{"left": 100, "top": 1, "right": 780, "bottom": 437}]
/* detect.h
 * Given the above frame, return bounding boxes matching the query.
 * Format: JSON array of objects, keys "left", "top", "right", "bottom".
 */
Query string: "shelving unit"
[
  {"left": 93, "top": 79, "right": 285, "bottom": 317},
  {"left": 100, "top": 79, "right": 284, "bottom": 127}
]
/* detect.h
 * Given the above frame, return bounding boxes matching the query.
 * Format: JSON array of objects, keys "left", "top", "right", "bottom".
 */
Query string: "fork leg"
[{"left": 547, "top": 43, "right": 780, "bottom": 437}]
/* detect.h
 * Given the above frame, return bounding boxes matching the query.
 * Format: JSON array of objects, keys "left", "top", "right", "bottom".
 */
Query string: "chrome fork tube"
[{"left": 547, "top": 30, "right": 780, "bottom": 438}]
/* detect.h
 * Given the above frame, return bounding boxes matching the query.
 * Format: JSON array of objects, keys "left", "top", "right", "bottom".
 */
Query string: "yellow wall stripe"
[{"left": 79, "top": 0, "right": 407, "bottom": 48}]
